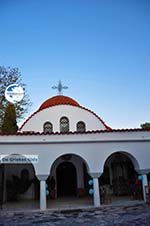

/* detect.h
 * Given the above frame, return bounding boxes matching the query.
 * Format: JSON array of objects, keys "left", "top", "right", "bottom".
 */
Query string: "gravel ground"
[{"left": 0, "top": 203, "right": 150, "bottom": 226}]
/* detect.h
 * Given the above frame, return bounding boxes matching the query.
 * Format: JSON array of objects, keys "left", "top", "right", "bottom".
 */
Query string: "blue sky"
[{"left": 0, "top": 0, "right": 150, "bottom": 128}]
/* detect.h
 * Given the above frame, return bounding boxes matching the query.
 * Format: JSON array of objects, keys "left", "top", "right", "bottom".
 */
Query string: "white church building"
[{"left": 0, "top": 86, "right": 150, "bottom": 210}]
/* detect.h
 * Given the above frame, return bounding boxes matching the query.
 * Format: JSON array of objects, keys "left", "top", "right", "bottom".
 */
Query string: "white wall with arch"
[
  {"left": 1, "top": 139, "right": 150, "bottom": 178},
  {"left": 20, "top": 105, "right": 106, "bottom": 132}
]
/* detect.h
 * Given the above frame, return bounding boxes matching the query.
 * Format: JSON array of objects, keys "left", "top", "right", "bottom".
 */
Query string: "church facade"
[{"left": 0, "top": 93, "right": 150, "bottom": 210}]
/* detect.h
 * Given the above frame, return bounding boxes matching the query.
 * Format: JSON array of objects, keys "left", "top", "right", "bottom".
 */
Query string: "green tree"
[
  {"left": 0, "top": 66, "right": 31, "bottom": 129},
  {"left": 140, "top": 122, "right": 150, "bottom": 129},
  {"left": 1, "top": 104, "right": 18, "bottom": 134}
]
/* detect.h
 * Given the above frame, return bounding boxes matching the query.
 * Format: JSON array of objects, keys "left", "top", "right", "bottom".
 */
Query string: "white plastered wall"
[
  {"left": 20, "top": 105, "right": 106, "bottom": 132},
  {"left": 1, "top": 131, "right": 150, "bottom": 179},
  {"left": 1, "top": 132, "right": 150, "bottom": 178}
]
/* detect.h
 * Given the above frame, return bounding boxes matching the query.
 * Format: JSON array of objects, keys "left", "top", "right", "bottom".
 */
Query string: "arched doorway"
[
  {"left": 0, "top": 154, "right": 39, "bottom": 209},
  {"left": 57, "top": 162, "right": 77, "bottom": 197},
  {"left": 49, "top": 154, "right": 91, "bottom": 200},
  {"left": 0, "top": 164, "right": 4, "bottom": 206},
  {"left": 100, "top": 152, "right": 142, "bottom": 201}
]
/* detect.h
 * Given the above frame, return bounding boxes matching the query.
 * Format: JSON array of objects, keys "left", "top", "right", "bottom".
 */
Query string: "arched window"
[
  {"left": 77, "top": 121, "right": 86, "bottom": 132},
  {"left": 60, "top": 117, "right": 69, "bottom": 133},
  {"left": 43, "top": 122, "right": 53, "bottom": 133}
]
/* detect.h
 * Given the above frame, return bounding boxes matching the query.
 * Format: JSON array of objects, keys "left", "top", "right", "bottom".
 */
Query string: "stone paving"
[{"left": 0, "top": 203, "right": 150, "bottom": 226}]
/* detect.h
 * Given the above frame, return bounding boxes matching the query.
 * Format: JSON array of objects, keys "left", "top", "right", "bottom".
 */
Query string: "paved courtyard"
[{"left": 0, "top": 202, "right": 150, "bottom": 226}]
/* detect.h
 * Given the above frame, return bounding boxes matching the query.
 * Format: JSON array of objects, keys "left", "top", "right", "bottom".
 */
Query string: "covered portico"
[{"left": 0, "top": 129, "right": 150, "bottom": 210}]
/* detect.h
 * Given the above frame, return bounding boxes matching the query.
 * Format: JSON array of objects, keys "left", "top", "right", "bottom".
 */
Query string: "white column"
[
  {"left": 93, "top": 177, "right": 100, "bottom": 207},
  {"left": 142, "top": 174, "right": 148, "bottom": 202},
  {"left": 40, "top": 180, "right": 46, "bottom": 210},
  {"left": 37, "top": 175, "right": 48, "bottom": 210},
  {"left": 90, "top": 173, "right": 101, "bottom": 207}
]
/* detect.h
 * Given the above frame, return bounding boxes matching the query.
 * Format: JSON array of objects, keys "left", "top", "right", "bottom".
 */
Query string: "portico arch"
[
  {"left": 48, "top": 153, "right": 91, "bottom": 199},
  {"left": 0, "top": 153, "right": 39, "bottom": 209},
  {"left": 102, "top": 151, "right": 140, "bottom": 173},
  {"left": 99, "top": 151, "right": 142, "bottom": 200}
]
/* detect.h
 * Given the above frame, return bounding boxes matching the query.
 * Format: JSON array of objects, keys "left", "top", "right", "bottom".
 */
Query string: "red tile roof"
[{"left": 39, "top": 95, "right": 80, "bottom": 110}]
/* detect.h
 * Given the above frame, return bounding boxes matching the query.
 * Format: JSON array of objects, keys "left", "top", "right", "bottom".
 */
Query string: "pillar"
[
  {"left": 37, "top": 175, "right": 48, "bottom": 210},
  {"left": 142, "top": 174, "right": 148, "bottom": 202},
  {"left": 90, "top": 173, "right": 102, "bottom": 207}
]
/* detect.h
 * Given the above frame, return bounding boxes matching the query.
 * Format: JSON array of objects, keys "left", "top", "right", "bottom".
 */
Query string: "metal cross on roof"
[{"left": 52, "top": 80, "right": 68, "bottom": 95}]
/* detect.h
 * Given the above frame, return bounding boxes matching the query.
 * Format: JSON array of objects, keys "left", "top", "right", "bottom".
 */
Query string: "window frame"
[
  {"left": 76, "top": 121, "right": 86, "bottom": 132},
  {"left": 60, "top": 116, "right": 69, "bottom": 133},
  {"left": 43, "top": 121, "right": 53, "bottom": 134}
]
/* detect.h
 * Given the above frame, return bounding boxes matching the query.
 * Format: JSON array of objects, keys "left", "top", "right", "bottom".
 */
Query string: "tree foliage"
[
  {"left": 1, "top": 104, "right": 18, "bottom": 134},
  {"left": 0, "top": 66, "right": 31, "bottom": 129},
  {"left": 140, "top": 122, "right": 150, "bottom": 129}
]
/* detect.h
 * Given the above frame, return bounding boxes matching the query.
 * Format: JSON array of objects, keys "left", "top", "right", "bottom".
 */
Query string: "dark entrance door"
[
  {"left": 57, "top": 162, "right": 77, "bottom": 197},
  {"left": 0, "top": 165, "right": 4, "bottom": 206}
]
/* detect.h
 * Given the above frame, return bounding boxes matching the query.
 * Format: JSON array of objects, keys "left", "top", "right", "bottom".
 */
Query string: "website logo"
[{"left": 5, "top": 84, "right": 24, "bottom": 104}]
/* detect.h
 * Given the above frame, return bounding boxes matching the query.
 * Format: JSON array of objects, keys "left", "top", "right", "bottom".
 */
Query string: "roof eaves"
[{"left": 1, "top": 128, "right": 150, "bottom": 136}]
